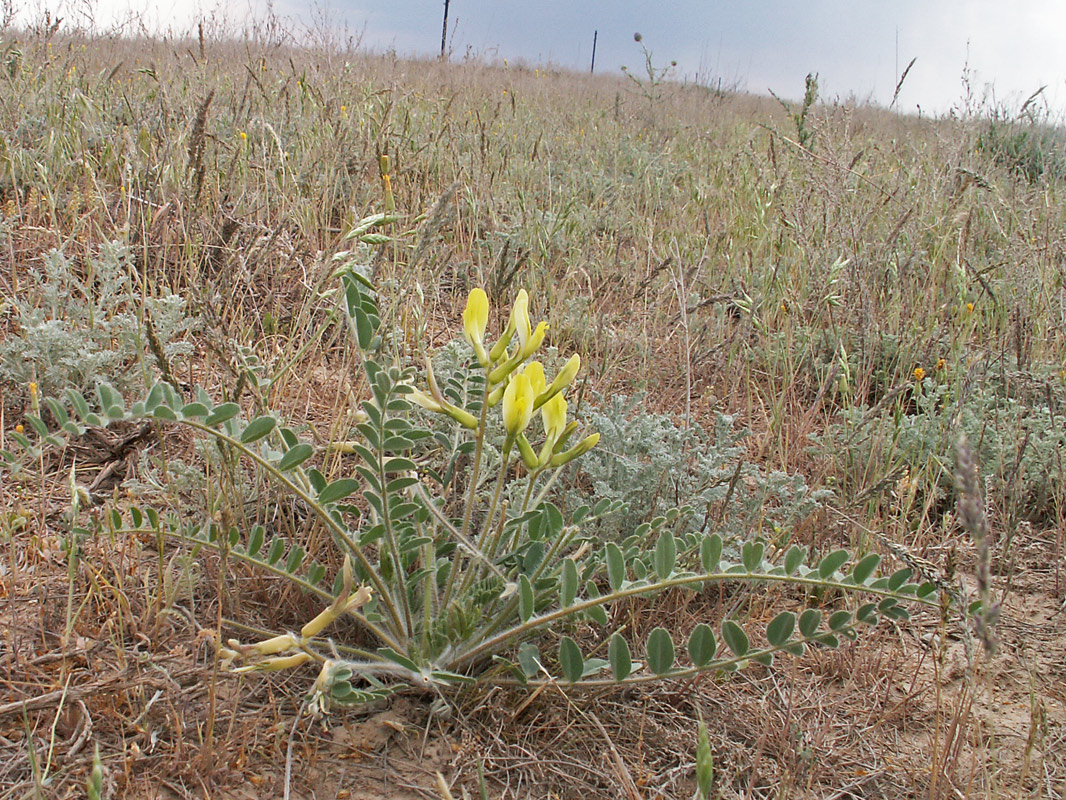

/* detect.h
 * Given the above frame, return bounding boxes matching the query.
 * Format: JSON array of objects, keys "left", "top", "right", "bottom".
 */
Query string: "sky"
[{"left": 24, "top": 0, "right": 1066, "bottom": 116}]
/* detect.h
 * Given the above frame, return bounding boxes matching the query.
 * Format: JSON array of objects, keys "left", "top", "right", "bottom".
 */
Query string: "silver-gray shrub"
[
  {"left": 0, "top": 241, "right": 198, "bottom": 397},
  {"left": 569, "top": 393, "right": 831, "bottom": 540},
  {"left": 824, "top": 378, "right": 1066, "bottom": 523}
]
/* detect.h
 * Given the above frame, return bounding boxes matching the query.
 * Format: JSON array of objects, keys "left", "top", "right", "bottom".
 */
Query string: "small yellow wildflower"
[
  {"left": 462, "top": 288, "right": 490, "bottom": 366},
  {"left": 966, "top": 302, "right": 975, "bottom": 314},
  {"left": 935, "top": 357, "right": 946, "bottom": 371},
  {"left": 239, "top": 131, "right": 247, "bottom": 141},
  {"left": 15, "top": 424, "right": 23, "bottom": 434},
  {"left": 502, "top": 372, "right": 535, "bottom": 440},
  {"left": 913, "top": 367, "right": 926, "bottom": 382}
]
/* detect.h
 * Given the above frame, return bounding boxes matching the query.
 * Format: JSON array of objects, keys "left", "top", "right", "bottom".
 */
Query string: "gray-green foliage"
[
  {"left": 976, "top": 107, "right": 1066, "bottom": 184},
  {"left": 572, "top": 393, "right": 830, "bottom": 540},
  {"left": 0, "top": 218, "right": 941, "bottom": 709},
  {"left": 823, "top": 376, "right": 1066, "bottom": 522},
  {"left": 0, "top": 241, "right": 197, "bottom": 397}
]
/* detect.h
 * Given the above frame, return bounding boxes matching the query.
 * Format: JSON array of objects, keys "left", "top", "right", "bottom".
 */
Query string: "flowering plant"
[{"left": 1, "top": 215, "right": 940, "bottom": 711}]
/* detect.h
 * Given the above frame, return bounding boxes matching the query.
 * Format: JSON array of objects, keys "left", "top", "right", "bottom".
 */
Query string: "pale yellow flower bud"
[
  {"left": 300, "top": 607, "right": 338, "bottom": 639},
  {"left": 550, "top": 432, "right": 600, "bottom": 467},
  {"left": 535, "top": 354, "right": 580, "bottom": 410},
  {"left": 518, "top": 321, "right": 548, "bottom": 360},
  {"left": 510, "top": 290, "right": 532, "bottom": 350},
  {"left": 541, "top": 392, "right": 567, "bottom": 442},
  {"left": 516, "top": 433, "right": 539, "bottom": 469},
  {"left": 240, "top": 651, "right": 312, "bottom": 672},
  {"left": 462, "top": 288, "right": 490, "bottom": 366},
  {"left": 502, "top": 372, "right": 535, "bottom": 439},
  {"left": 251, "top": 633, "right": 299, "bottom": 655},
  {"left": 408, "top": 387, "right": 445, "bottom": 414}
]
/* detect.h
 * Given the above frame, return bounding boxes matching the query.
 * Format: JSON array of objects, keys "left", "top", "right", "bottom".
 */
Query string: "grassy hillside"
[{"left": 1, "top": 23, "right": 1064, "bottom": 799}]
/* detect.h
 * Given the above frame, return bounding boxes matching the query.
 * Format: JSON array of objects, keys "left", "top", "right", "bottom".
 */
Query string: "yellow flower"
[
  {"left": 239, "top": 131, "right": 247, "bottom": 141},
  {"left": 913, "top": 367, "right": 926, "bottom": 383},
  {"left": 488, "top": 292, "right": 548, "bottom": 382},
  {"left": 966, "top": 302, "right": 975, "bottom": 314},
  {"left": 407, "top": 385, "right": 478, "bottom": 429},
  {"left": 535, "top": 354, "right": 580, "bottom": 410},
  {"left": 550, "top": 432, "right": 600, "bottom": 467},
  {"left": 541, "top": 392, "right": 567, "bottom": 447},
  {"left": 511, "top": 290, "right": 532, "bottom": 351},
  {"left": 518, "top": 321, "right": 548, "bottom": 361},
  {"left": 502, "top": 372, "right": 535, "bottom": 440},
  {"left": 462, "top": 288, "right": 490, "bottom": 365},
  {"left": 524, "top": 361, "right": 546, "bottom": 395},
  {"left": 935, "top": 357, "right": 946, "bottom": 371},
  {"left": 15, "top": 424, "right": 23, "bottom": 434},
  {"left": 408, "top": 387, "right": 445, "bottom": 414},
  {"left": 541, "top": 388, "right": 566, "bottom": 438}
]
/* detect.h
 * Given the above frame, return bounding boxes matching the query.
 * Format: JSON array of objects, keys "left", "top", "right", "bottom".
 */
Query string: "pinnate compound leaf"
[
  {"left": 653, "top": 533, "right": 677, "bottom": 578},
  {"left": 784, "top": 545, "right": 806, "bottom": 575},
  {"left": 721, "top": 620, "right": 749, "bottom": 657},
  {"left": 798, "top": 608, "right": 821, "bottom": 637},
  {"left": 605, "top": 542, "right": 626, "bottom": 590},
  {"left": 241, "top": 415, "right": 277, "bottom": 443},
  {"left": 318, "top": 479, "right": 360, "bottom": 505},
  {"left": 766, "top": 611, "right": 796, "bottom": 646},
  {"left": 560, "top": 558, "right": 578, "bottom": 607},
  {"left": 687, "top": 623, "right": 717, "bottom": 667},
  {"left": 559, "top": 637, "right": 584, "bottom": 683},
  {"left": 888, "top": 568, "right": 913, "bottom": 591},
  {"left": 204, "top": 403, "right": 241, "bottom": 426},
  {"left": 741, "top": 541, "right": 764, "bottom": 571},
  {"left": 828, "top": 610, "right": 852, "bottom": 631},
  {"left": 850, "top": 553, "right": 881, "bottom": 585},
  {"left": 247, "top": 525, "right": 264, "bottom": 557},
  {"left": 818, "top": 549, "right": 850, "bottom": 579},
  {"left": 278, "top": 443, "right": 314, "bottom": 471},
  {"left": 608, "top": 633, "right": 632, "bottom": 681},
  {"left": 518, "top": 575, "right": 534, "bottom": 623},
  {"left": 518, "top": 643, "right": 541, "bottom": 678},
  {"left": 646, "top": 627, "right": 675, "bottom": 675},
  {"left": 701, "top": 533, "right": 723, "bottom": 572}
]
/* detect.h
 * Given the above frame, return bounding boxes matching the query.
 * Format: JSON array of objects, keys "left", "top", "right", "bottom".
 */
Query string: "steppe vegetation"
[{"left": 1, "top": 13, "right": 1064, "bottom": 799}]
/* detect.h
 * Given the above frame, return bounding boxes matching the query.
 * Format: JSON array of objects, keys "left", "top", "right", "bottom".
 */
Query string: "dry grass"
[{"left": 1, "top": 15, "right": 1065, "bottom": 799}]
